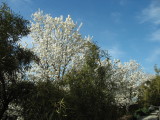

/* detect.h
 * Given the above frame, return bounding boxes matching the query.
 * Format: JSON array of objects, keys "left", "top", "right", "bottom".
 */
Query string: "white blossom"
[
  {"left": 29, "top": 10, "right": 91, "bottom": 81},
  {"left": 102, "top": 59, "right": 149, "bottom": 109}
]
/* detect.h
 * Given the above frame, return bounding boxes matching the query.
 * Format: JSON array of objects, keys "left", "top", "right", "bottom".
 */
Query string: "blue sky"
[{"left": 4, "top": 0, "right": 160, "bottom": 74}]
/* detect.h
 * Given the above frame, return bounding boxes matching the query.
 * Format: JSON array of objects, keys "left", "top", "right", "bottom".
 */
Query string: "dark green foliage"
[
  {"left": 133, "top": 107, "right": 150, "bottom": 119},
  {"left": 137, "top": 65, "right": 160, "bottom": 118},
  {"left": 128, "top": 104, "right": 140, "bottom": 115},
  {"left": 62, "top": 43, "right": 119, "bottom": 120},
  {"left": 147, "top": 78, "right": 160, "bottom": 106},
  {"left": 1, "top": 81, "right": 35, "bottom": 119},
  {"left": 19, "top": 81, "right": 67, "bottom": 120},
  {"left": 138, "top": 74, "right": 160, "bottom": 107},
  {"left": 64, "top": 70, "right": 118, "bottom": 120},
  {"left": 0, "top": 3, "right": 37, "bottom": 119},
  {"left": 0, "top": 3, "right": 37, "bottom": 74}
]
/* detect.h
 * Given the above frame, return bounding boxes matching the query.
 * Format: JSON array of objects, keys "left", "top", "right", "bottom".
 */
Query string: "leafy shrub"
[{"left": 133, "top": 107, "right": 150, "bottom": 119}]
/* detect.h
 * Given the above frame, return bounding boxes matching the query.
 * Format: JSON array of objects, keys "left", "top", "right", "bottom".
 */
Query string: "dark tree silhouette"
[{"left": 0, "top": 3, "right": 37, "bottom": 119}]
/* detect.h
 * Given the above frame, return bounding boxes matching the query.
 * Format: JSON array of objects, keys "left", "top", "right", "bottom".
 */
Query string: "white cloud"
[
  {"left": 139, "top": 0, "right": 160, "bottom": 42},
  {"left": 140, "top": 0, "right": 160, "bottom": 24},
  {"left": 146, "top": 48, "right": 160, "bottom": 63}
]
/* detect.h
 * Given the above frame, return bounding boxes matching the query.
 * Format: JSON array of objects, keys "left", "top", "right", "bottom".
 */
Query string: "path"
[{"left": 139, "top": 110, "right": 159, "bottom": 120}]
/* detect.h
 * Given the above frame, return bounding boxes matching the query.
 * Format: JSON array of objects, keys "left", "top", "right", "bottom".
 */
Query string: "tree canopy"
[{"left": 0, "top": 3, "right": 37, "bottom": 119}]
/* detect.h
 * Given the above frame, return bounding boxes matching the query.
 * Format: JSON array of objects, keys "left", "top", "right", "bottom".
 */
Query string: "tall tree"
[
  {"left": 63, "top": 43, "right": 119, "bottom": 120},
  {"left": 138, "top": 66, "right": 159, "bottom": 107},
  {"left": 29, "top": 10, "right": 91, "bottom": 81},
  {"left": 0, "top": 3, "right": 36, "bottom": 119},
  {"left": 107, "top": 60, "right": 148, "bottom": 113}
]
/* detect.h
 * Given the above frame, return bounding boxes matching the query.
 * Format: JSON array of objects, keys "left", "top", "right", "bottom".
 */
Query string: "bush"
[{"left": 133, "top": 107, "right": 150, "bottom": 119}]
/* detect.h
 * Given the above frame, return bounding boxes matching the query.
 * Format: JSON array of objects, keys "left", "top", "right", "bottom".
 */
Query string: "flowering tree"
[
  {"left": 102, "top": 59, "right": 149, "bottom": 112},
  {"left": 113, "top": 60, "right": 149, "bottom": 111},
  {"left": 29, "top": 10, "right": 91, "bottom": 81}
]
